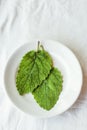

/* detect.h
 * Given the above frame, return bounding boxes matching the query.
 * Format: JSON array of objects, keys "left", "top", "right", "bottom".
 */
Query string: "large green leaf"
[
  {"left": 16, "top": 47, "right": 53, "bottom": 95},
  {"left": 33, "top": 68, "right": 63, "bottom": 110}
]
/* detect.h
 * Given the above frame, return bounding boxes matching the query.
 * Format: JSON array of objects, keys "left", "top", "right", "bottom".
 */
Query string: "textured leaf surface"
[
  {"left": 33, "top": 68, "right": 63, "bottom": 110},
  {"left": 16, "top": 50, "right": 53, "bottom": 95}
]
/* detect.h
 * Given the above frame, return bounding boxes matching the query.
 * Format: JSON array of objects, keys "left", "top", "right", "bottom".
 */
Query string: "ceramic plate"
[{"left": 4, "top": 40, "right": 83, "bottom": 118}]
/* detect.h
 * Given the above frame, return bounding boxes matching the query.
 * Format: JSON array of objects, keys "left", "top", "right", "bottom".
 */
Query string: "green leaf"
[
  {"left": 32, "top": 68, "right": 63, "bottom": 110},
  {"left": 16, "top": 47, "right": 53, "bottom": 95}
]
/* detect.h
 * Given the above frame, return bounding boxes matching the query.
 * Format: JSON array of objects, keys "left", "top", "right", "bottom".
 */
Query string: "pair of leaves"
[{"left": 16, "top": 42, "right": 63, "bottom": 110}]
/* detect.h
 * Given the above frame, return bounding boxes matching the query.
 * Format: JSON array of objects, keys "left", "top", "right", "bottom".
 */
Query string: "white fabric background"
[{"left": 0, "top": 0, "right": 87, "bottom": 130}]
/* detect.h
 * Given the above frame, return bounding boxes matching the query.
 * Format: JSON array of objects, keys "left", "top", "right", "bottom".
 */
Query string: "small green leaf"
[
  {"left": 32, "top": 68, "right": 63, "bottom": 110},
  {"left": 16, "top": 46, "right": 53, "bottom": 95}
]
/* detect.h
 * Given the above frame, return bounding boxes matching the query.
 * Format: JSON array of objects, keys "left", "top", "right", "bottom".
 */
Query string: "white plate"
[{"left": 4, "top": 40, "right": 83, "bottom": 118}]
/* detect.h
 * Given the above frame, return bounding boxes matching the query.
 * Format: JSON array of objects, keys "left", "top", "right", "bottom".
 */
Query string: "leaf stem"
[
  {"left": 37, "top": 41, "right": 44, "bottom": 51},
  {"left": 40, "top": 44, "right": 44, "bottom": 51},
  {"left": 37, "top": 41, "right": 40, "bottom": 51}
]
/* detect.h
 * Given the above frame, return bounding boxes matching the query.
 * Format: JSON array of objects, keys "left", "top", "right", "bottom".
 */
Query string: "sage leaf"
[
  {"left": 33, "top": 68, "right": 63, "bottom": 110},
  {"left": 16, "top": 44, "right": 53, "bottom": 95}
]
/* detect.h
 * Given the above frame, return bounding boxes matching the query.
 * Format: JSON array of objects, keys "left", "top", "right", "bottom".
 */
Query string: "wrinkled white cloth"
[{"left": 0, "top": 0, "right": 87, "bottom": 130}]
